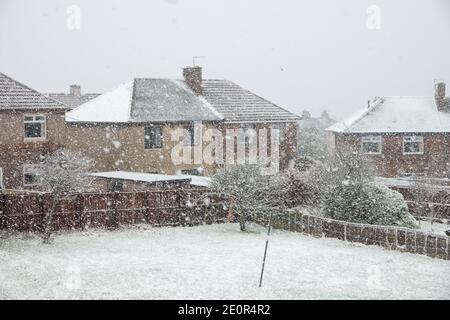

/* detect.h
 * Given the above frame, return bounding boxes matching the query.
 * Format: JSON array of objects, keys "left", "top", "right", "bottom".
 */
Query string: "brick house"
[
  {"left": 326, "top": 82, "right": 450, "bottom": 178},
  {"left": 65, "top": 67, "right": 299, "bottom": 178},
  {"left": 0, "top": 72, "right": 69, "bottom": 190}
]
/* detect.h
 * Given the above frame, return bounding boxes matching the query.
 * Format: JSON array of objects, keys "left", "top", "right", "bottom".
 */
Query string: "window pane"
[
  {"left": 183, "top": 126, "right": 194, "bottom": 147},
  {"left": 25, "top": 123, "right": 42, "bottom": 138},
  {"left": 404, "top": 136, "right": 423, "bottom": 153},
  {"left": 24, "top": 116, "right": 34, "bottom": 121},
  {"left": 144, "top": 126, "right": 163, "bottom": 149},
  {"left": 362, "top": 136, "right": 381, "bottom": 153}
]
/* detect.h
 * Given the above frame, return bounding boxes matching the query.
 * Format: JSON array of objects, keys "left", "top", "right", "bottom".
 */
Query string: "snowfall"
[{"left": 0, "top": 223, "right": 449, "bottom": 300}]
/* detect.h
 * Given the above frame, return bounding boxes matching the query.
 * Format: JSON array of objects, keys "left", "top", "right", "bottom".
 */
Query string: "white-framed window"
[
  {"left": 403, "top": 136, "right": 424, "bottom": 155},
  {"left": 0, "top": 167, "right": 3, "bottom": 190},
  {"left": 23, "top": 165, "right": 40, "bottom": 187},
  {"left": 24, "top": 115, "right": 46, "bottom": 139},
  {"left": 144, "top": 125, "right": 163, "bottom": 149},
  {"left": 361, "top": 135, "right": 382, "bottom": 154},
  {"left": 182, "top": 121, "right": 203, "bottom": 147}
]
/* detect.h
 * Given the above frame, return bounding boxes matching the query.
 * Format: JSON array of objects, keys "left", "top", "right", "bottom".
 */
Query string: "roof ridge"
[{"left": 328, "top": 97, "right": 384, "bottom": 133}]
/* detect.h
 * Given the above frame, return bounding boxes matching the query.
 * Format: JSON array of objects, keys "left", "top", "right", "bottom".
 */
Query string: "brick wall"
[
  {"left": 0, "top": 110, "right": 67, "bottom": 189},
  {"left": 334, "top": 133, "right": 450, "bottom": 177}
]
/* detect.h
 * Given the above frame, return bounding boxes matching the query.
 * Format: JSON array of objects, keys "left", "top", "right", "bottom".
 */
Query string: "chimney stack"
[
  {"left": 70, "top": 84, "right": 81, "bottom": 97},
  {"left": 435, "top": 82, "right": 449, "bottom": 112},
  {"left": 183, "top": 67, "right": 202, "bottom": 95}
]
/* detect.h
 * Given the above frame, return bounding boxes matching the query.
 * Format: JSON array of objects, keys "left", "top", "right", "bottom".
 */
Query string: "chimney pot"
[
  {"left": 70, "top": 84, "right": 81, "bottom": 97},
  {"left": 183, "top": 67, "right": 202, "bottom": 95}
]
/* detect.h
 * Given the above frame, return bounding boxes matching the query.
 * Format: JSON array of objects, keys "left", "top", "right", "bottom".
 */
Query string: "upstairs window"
[
  {"left": 403, "top": 136, "right": 424, "bottom": 154},
  {"left": 361, "top": 136, "right": 382, "bottom": 154},
  {"left": 24, "top": 115, "right": 46, "bottom": 139},
  {"left": 144, "top": 125, "right": 163, "bottom": 149},
  {"left": 0, "top": 167, "right": 3, "bottom": 190},
  {"left": 183, "top": 124, "right": 200, "bottom": 147}
]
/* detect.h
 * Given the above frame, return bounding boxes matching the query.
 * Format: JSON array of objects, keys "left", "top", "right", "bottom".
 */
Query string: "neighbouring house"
[
  {"left": 326, "top": 81, "right": 450, "bottom": 178},
  {"left": 0, "top": 72, "right": 69, "bottom": 190},
  {"left": 65, "top": 67, "right": 299, "bottom": 177},
  {"left": 48, "top": 85, "right": 100, "bottom": 108}
]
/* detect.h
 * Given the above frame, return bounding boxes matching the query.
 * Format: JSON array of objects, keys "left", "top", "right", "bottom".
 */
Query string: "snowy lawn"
[{"left": 0, "top": 223, "right": 449, "bottom": 300}]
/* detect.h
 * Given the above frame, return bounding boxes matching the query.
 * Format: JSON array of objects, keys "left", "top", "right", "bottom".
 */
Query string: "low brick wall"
[{"left": 262, "top": 209, "right": 449, "bottom": 261}]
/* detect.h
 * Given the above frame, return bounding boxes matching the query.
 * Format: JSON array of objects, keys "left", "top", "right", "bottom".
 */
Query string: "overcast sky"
[{"left": 0, "top": 0, "right": 449, "bottom": 119}]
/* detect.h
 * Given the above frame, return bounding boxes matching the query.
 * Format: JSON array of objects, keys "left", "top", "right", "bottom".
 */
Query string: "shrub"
[{"left": 324, "top": 183, "right": 418, "bottom": 228}]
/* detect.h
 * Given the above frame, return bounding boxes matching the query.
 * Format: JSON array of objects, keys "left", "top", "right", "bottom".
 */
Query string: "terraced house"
[{"left": 327, "top": 82, "right": 450, "bottom": 178}]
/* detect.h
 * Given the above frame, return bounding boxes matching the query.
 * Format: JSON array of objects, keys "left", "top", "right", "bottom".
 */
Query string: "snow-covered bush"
[
  {"left": 32, "top": 149, "right": 95, "bottom": 194},
  {"left": 284, "top": 146, "right": 417, "bottom": 228},
  {"left": 283, "top": 148, "right": 375, "bottom": 209},
  {"left": 324, "top": 183, "right": 418, "bottom": 228},
  {"left": 30, "top": 149, "right": 95, "bottom": 243},
  {"left": 282, "top": 157, "right": 325, "bottom": 208},
  {"left": 209, "top": 164, "right": 284, "bottom": 231}
]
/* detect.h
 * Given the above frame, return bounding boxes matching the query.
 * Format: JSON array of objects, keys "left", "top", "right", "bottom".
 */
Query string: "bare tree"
[{"left": 30, "top": 149, "right": 95, "bottom": 243}]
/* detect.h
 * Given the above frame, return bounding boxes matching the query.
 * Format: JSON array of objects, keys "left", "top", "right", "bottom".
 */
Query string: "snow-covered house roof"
[
  {"left": 48, "top": 93, "right": 101, "bottom": 108},
  {"left": 327, "top": 96, "right": 450, "bottom": 133},
  {"left": 201, "top": 79, "right": 299, "bottom": 123},
  {"left": 66, "top": 77, "right": 299, "bottom": 123},
  {"left": 0, "top": 72, "right": 67, "bottom": 110},
  {"left": 91, "top": 171, "right": 211, "bottom": 187},
  {"left": 66, "top": 79, "right": 222, "bottom": 123}
]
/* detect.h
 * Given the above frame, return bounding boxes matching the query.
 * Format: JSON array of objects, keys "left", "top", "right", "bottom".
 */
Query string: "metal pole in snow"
[{"left": 259, "top": 211, "right": 274, "bottom": 287}]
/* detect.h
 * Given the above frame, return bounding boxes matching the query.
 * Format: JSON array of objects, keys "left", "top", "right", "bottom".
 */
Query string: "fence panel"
[{"left": 0, "top": 189, "right": 225, "bottom": 232}]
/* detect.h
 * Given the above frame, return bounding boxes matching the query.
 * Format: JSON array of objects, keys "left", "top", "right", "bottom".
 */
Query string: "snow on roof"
[
  {"left": 66, "top": 77, "right": 299, "bottom": 124},
  {"left": 202, "top": 79, "right": 300, "bottom": 123},
  {"left": 131, "top": 79, "right": 222, "bottom": 122},
  {"left": 49, "top": 93, "right": 101, "bottom": 109},
  {"left": 66, "top": 79, "right": 223, "bottom": 123},
  {"left": 90, "top": 171, "right": 211, "bottom": 187},
  {"left": 327, "top": 96, "right": 450, "bottom": 133},
  {"left": 180, "top": 175, "right": 211, "bottom": 187},
  {"left": 0, "top": 72, "right": 67, "bottom": 110},
  {"left": 66, "top": 81, "right": 133, "bottom": 123}
]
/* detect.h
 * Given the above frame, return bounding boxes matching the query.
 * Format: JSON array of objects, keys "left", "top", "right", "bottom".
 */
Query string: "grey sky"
[{"left": 0, "top": 0, "right": 449, "bottom": 119}]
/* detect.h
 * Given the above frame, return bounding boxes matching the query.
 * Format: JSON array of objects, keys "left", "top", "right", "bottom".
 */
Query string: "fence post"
[
  {"left": 145, "top": 191, "right": 151, "bottom": 224},
  {"left": 38, "top": 193, "right": 45, "bottom": 233},
  {"left": 75, "top": 193, "right": 84, "bottom": 230},
  {"left": 0, "top": 193, "right": 5, "bottom": 230},
  {"left": 110, "top": 192, "right": 120, "bottom": 229}
]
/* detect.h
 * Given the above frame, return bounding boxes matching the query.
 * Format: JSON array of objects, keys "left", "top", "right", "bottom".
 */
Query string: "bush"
[
  {"left": 209, "top": 164, "right": 284, "bottom": 231},
  {"left": 324, "top": 183, "right": 418, "bottom": 228}
]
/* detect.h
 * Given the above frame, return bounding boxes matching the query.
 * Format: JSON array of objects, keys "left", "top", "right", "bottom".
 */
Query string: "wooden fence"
[
  {"left": 0, "top": 189, "right": 227, "bottom": 232},
  {"left": 263, "top": 209, "right": 450, "bottom": 261}
]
